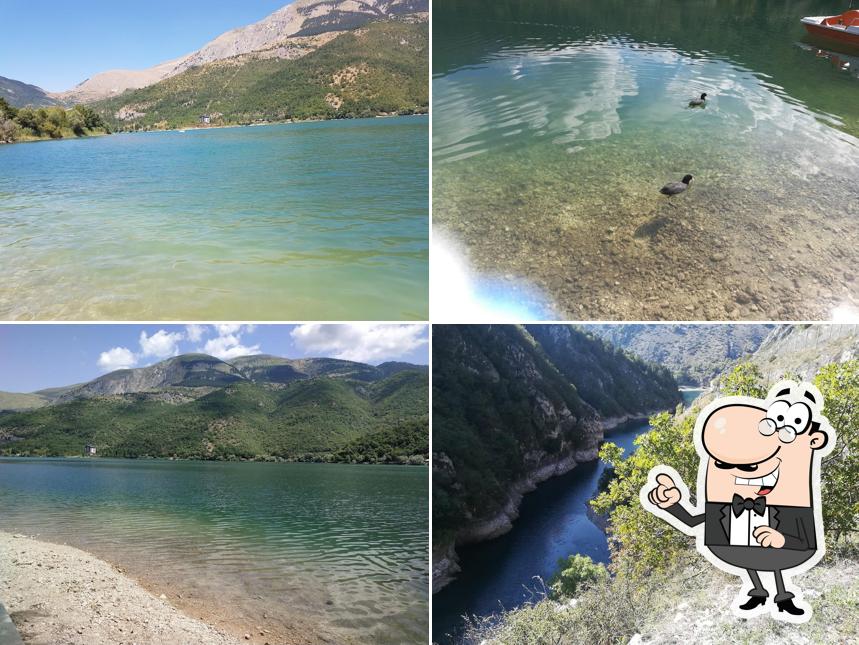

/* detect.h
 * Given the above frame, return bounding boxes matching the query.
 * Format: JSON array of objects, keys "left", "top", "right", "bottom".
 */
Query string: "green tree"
[
  {"left": 68, "top": 109, "right": 87, "bottom": 136},
  {"left": 73, "top": 104, "right": 107, "bottom": 131},
  {"left": 0, "top": 97, "right": 17, "bottom": 120},
  {"left": 814, "top": 361, "right": 859, "bottom": 540},
  {"left": 0, "top": 118, "right": 19, "bottom": 143},
  {"left": 549, "top": 554, "right": 608, "bottom": 599},
  {"left": 720, "top": 362, "right": 767, "bottom": 398},
  {"left": 15, "top": 107, "right": 40, "bottom": 133},
  {"left": 591, "top": 411, "right": 699, "bottom": 577}
]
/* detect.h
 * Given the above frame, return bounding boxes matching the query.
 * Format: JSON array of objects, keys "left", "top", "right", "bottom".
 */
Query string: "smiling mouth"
[{"left": 735, "top": 465, "right": 780, "bottom": 496}]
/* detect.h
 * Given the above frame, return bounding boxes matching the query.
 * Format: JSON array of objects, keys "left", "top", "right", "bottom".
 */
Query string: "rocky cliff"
[
  {"left": 432, "top": 325, "right": 680, "bottom": 592},
  {"left": 587, "top": 324, "right": 772, "bottom": 386},
  {"left": 744, "top": 324, "right": 859, "bottom": 382}
]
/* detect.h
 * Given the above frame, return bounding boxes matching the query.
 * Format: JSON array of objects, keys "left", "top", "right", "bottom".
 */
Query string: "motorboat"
[{"left": 802, "top": 9, "right": 859, "bottom": 46}]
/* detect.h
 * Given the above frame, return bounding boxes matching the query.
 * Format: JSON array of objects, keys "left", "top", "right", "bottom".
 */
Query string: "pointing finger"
[{"left": 655, "top": 473, "right": 675, "bottom": 489}]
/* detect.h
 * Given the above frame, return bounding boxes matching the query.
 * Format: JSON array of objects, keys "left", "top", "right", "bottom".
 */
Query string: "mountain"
[
  {"left": 54, "top": 354, "right": 245, "bottom": 401},
  {"left": 27, "top": 353, "right": 427, "bottom": 403},
  {"left": 728, "top": 324, "right": 859, "bottom": 383},
  {"left": 0, "top": 392, "right": 48, "bottom": 412},
  {"left": 89, "top": 19, "right": 427, "bottom": 130},
  {"left": 0, "top": 76, "right": 57, "bottom": 108},
  {"left": 527, "top": 325, "right": 680, "bottom": 419},
  {"left": 432, "top": 325, "right": 680, "bottom": 592},
  {"left": 58, "top": 0, "right": 428, "bottom": 104},
  {"left": 229, "top": 354, "right": 425, "bottom": 383},
  {"left": 0, "top": 353, "right": 428, "bottom": 464},
  {"left": 586, "top": 324, "right": 772, "bottom": 386}
]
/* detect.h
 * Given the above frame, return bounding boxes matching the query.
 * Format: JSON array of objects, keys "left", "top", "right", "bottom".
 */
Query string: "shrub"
[
  {"left": 815, "top": 361, "right": 859, "bottom": 540},
  {"left": 0, "top": 118, "right": 19, "bottom": 143},
  {"left": 719, "top": 362, "right": 767, "bottom": 397},
  {"left": 549, "top": 554, "right": 608, "bottom": 600}
]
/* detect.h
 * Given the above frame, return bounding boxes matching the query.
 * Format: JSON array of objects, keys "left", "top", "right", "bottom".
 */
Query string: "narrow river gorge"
[{"left": 433, "top": 389, "right": 701, "bottom": 643}]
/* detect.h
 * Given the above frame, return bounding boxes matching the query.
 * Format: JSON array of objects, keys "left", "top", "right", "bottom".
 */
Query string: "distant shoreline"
[
  {"left": 128, "top": 111, "right": 429, "bottom": 136},
  {"left": 0, "top": 454, "right": 429, "bottom": 466},
  {"left": 0, "top": 130, "right": 110, "bottom": 146},
  {"left": 0, "top": 111, "right": 428, "bottom": 146}
]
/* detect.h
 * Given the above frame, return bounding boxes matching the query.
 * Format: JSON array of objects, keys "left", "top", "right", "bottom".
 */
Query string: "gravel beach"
[{"left": 0, "top": 531, "right": 244, "bottom": 645}]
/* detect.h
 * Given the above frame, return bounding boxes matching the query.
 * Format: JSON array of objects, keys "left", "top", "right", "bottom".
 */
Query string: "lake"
[
  {"left": 433, "top": 0, "right": 859, "bottom": 321},
  {"left": 0, "top": 459, "right": 428, "bottom": 645},
  {"left": 0, "top": 117, "right": 428, "bottom": 320},
  {"left": 433, "top": 390, "right": 701, "bottom": 643}
]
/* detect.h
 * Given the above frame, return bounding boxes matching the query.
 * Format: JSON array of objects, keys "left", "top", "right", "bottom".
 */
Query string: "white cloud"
[
  {"left": 97, "top": 347, "right": 137, "bottom": 372},
  {"left": 201, "top": 325, "right": 261, "bottom": 361},
  {"left": 139, "top": 330, "right": 183, "bottom": 359},
  {"left": 185, "top": 324, "right": 207, "bottom": 342},
  {"left": 214, "top": 324, "right": 255, "bottom": 336},
  {"left": 215, "top": 324, "right": 243, "bottom": 336},
  {"left": 290, "top": 324, "right": 428, "bottom": 363}
]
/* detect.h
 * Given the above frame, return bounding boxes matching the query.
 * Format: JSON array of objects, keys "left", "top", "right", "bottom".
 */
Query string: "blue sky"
[
  {"left": 0, "top": 324, "right": 429, "bottom": 393},
  {"left": 2, "top": 1, "right": 291, "bottom": 92}
]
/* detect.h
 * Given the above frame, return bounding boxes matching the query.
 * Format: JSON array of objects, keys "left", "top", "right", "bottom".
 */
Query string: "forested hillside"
[
  {"left": 587, "top": 324, "right": 771, "bottom": 385},
  {"left": 91, "top": 21, "right": 428, "bottom": 131},
  {"left": 0, "top": 355, "right": 428, "bottom": 464},
  {"left": 432, "top": 325, "right": 681, "bottom": 590}
]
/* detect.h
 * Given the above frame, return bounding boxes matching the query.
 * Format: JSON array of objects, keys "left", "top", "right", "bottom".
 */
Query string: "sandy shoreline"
[{"left": 0, "top": 531, "right": 244, "bottom": 645}]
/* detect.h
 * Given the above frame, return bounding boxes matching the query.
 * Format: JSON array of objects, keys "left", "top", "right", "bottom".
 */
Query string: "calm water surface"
[
  {"left": 0, "top": 459, "right": 428, "bottom": 645},
  {"left": 433, "top": 390, "right": 701, "bottom": 643},
  {"left": 433, "top": 0, "right": 859, "bottom": 320},
  {"left": 0, "top": 117, "right": 428, "bottom": 320}
]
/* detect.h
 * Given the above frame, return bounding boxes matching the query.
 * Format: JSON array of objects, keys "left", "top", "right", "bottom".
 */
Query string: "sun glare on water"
[
  {"left": 431, "top": 234, "right": 555, "bottom": 322},
  {"left": 830, "top": 303, "right": 859, "bottom": 323}
]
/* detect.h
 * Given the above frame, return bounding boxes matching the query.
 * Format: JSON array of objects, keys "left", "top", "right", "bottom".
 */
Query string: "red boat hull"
[{"left": 803, "top": 22, "right": 859, "bottom": 46}]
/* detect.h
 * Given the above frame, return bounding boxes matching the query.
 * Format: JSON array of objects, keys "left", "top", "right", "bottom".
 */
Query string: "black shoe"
[
  {"left": 776, "top": 598, "right": 804, "bottom": 616},
  {"left": 739, "top": 596, "right": 767, "bottom": 611}
]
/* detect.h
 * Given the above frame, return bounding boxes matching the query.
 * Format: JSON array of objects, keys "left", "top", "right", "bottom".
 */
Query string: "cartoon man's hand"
[
  {"left": 648, "top": 473, "right": 682, "bottom": 509},
  {"left": 752, "top": 526, "right": 786, "bottom": 548}
]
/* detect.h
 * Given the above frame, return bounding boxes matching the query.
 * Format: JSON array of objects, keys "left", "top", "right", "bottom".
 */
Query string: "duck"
[
  {"left": 660, "top": 174, "right": 693, "bottom": 197},
  {"left": 688, "top": 92, "right": 707, "bottom": 107}
]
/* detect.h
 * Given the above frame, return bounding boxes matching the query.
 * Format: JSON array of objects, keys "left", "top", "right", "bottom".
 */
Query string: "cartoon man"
[{"left": 641, "top": 381, "right": 834, "bottom": 622}]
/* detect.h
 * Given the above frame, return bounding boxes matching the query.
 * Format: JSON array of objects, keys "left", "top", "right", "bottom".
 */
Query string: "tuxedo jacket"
[{"left": 666, "top": 501, "right": 816, "bottom": 551}]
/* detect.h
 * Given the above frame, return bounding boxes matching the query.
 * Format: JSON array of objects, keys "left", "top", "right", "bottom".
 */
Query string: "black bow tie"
[{"left": 732, "top": 494, "right": 766, "bottom": 517}]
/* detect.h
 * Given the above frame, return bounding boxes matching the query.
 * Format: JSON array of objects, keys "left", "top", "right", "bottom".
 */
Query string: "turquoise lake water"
[
  {"left": 433, "top": 390, "right": 702, "bottom": 644},
  {"left": 0, "top": 117, "right": 428, "bottom": 320},
  {"left": 433, "top": 0, "right": 859, "bottom": 321},
  {"left": 0, "top": 459, "right": 428, "bottom": 645}
]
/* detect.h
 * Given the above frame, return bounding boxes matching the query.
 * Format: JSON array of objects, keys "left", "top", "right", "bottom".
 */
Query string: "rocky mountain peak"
[{"left": 53, "top": 0, "right": 427, "bottom": 104}]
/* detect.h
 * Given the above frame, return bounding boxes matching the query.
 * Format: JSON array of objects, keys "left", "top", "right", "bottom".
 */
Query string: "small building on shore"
[
  {"left": 84, "top": 444, "right": 97, "bottom": 457},
  {"left": 200, "top": 114, "right": 211, "bottom": 125}
]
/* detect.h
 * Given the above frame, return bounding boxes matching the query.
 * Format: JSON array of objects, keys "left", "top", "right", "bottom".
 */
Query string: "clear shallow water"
[
  {"left": 433, "top": 0, "right": 859, "bottom": 321},
  {"left": 0, "top": 459, "right": 428, "bottom": 645},
  {"left": 0, "top": 117, "right": 428, "bottom": 320},
  {"left": 433, "top": 390, "right": 701, "bottom": 644}
]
